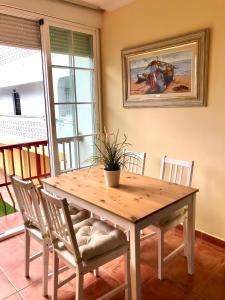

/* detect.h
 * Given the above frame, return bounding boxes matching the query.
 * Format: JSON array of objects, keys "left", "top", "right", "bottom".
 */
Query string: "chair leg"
[
  {"left": 124, "top": 249, "right": 131, "bottom": 300},
  {"left": 158, "top": 230, "right": 164, "bottom": 280},
  {"left": 93, "top": 268, "right": 99, "bottom": 277},
  {"left": 183, "top": 218, "right": 188, "bottom": 257},
  {"left": 42, "top": 243, "right": 49, "bottom": 297},
  {"left": 25, "top": 228, "right": 30, "bottom": 278},
  {"left": 76, "top": 267, "right": 83, "bottom": 300},
  {"left": 52, "top": 251, "right": 59, "bottom": 300}
]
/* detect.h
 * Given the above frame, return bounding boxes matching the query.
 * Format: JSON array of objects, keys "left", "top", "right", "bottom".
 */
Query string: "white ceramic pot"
[{"left": 104, "top": 169, "right": 120, "bottom": 187}]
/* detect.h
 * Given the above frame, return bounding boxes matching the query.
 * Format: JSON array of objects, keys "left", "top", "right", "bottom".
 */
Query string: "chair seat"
[
  {"left": 57, "top": 218, "right": 127, "bottom": 262},
  {"left": 68, "top": 205, "right": 90, "bottom": 224},
  {"left": 152, "top": 207, "right": 187, "bottom": 228}
]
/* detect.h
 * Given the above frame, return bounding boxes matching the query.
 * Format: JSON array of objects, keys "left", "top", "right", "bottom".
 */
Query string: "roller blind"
[
  {"left": 50, "top": 27, "right": 92, "bottom": 57},
  {"left": 0, "top": 14, "right": 41, "bottom": 49}
]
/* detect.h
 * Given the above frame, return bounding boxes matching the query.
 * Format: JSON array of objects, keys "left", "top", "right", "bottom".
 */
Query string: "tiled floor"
[{"left": 0, "top": 213, "right": 225, "bottom": 300}]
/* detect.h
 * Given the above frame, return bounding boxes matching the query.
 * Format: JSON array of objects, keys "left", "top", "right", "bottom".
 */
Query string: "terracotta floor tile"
[
  {"left": 164, "top": 228, "right": 186, "bottom": 252},
  {"left": 101, "top": 255, "right": 124, "bottom": 282},
  {"left": 102, "top": 240, "right": 156, "bottom": 286},
  {"left": 141, "top": 277, "right": 208, "bottom": 300},
  {"left": 197, "top": 262, "right": 225, "bottom": 300},
  {"left": 82, "top": 269, "right": 124, "bottom": 300},
  {"left": 0, "top": 237, "right": 26, "bottom": 273},
  {"left": 16, "top": 234, "right": 43, "bottom": 253},
  {"left": 165, "top": 257, "right": 211, "bottom": 294},
  {"left": 0, "top": 232, "right": 47, "bottom": 275},
  {"left": 4, "top": 292, "right": 23, "bottom": 300},
  {"left": 0, "top": 273, "right": 17, "bottom": 300},
  {"left": 19, "top": 279, "right": 49, "bottom": 300},
  {"left": 20, "top": 268, "right": 122, "bottom": 300},
  {"left": 58, "top": 267, "right": 125, "bottom": 299},
  {"left": 5, "top": 255, "right": 49, "bottom": 291},
  {"left": 0, "top": 239, "right": 24, "bottom": 273},
  {"left": 0, "top": 213, "right": 23, "bottom": 232},
  {"left": 195, "top": 239, "right": 225, "bottom": 269}
]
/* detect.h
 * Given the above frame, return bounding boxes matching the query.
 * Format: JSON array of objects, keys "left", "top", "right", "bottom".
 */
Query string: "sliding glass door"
[{"left": 41, "top": 22, "right": 100, "bottom": 174}]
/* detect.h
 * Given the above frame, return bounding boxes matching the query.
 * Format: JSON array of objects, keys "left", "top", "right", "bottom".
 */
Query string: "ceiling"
[{"left": 63, "top": 0, "right": 135, "bottom": 11}]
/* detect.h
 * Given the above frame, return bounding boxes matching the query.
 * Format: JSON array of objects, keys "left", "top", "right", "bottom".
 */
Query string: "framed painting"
[{"left": 122, "top": 29, "right": 209, "bottom": 108}]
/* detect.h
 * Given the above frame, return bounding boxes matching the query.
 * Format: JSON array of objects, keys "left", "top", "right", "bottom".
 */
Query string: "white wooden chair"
[
  {"left": 150, "top": 155, "right": 194, "bottom": 280},
  {"left": 11, "top": 176, "right": 50, "bottom": 297},
  {"left": 122, "top": 150, "right": 146, "bottom": 175},
  {"left": 39, "top": 188, "right": 131, "bottom": 300},
  {"left": 11, "top": 176, "right": 90, "bottom": 297}
]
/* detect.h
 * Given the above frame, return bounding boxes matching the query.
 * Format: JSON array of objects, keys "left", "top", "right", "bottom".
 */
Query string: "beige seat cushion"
[
  {"left": 26, "top": 205, "right": 89, "bottom": 239},
  {"left": 71, "top": 218, "right": 127, "bottom": 261},
  {"left": 153, "top": 207, "right": 187, "bottom": 228},
  {"left": 68, "top": 204, "right": 90, "bottom": 224}
]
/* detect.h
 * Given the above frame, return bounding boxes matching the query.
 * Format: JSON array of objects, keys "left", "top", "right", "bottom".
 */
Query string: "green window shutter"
[
  {"left": 73, "top": 32, "right": 92, "bottom": 57},
  {"left": 50, "top": 26, "right": 92, "bottom": 57},
  {"left": 50, "top": 27, "right": 72, "bottom": 55}
]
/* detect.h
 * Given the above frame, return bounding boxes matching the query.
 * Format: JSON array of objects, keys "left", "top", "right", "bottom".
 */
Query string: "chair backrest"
[
  {"left": 39, "top": 188, "right": 81, "bottom": 263},
  {"left": 160, "top": 155, "right": 194, "bottom": 187},
  {"left": 122, "top": 150, "right": 146, "bottom": 175},
  {"left": 10, "top": 175, "right": 46, "bottom": 235}
]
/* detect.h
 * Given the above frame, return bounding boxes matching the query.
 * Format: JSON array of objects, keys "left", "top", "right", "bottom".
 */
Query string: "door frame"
[{"left": 40, "top": 19, "right": 102, "bottom": 175}]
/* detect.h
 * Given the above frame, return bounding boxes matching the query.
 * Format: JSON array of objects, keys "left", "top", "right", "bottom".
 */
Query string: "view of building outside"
[
  {"left": 0, "top": 45, "right": 47, "bottom": 143},
  {"left": 0, "top": 28, "right": 97, "bottom": 170}
]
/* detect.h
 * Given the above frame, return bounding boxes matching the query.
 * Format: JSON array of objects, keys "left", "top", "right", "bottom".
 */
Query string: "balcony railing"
[
  {"left": 0, "top": 139, "right": 50, "bottom": 216},
  {"left": 0, "top": 115, "right": 47, "bottom": 142}
]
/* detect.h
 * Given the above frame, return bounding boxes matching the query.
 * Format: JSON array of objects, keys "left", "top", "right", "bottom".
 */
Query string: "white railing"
[{"left": 0, "top": 115, "right": 47, "bottom": 142}]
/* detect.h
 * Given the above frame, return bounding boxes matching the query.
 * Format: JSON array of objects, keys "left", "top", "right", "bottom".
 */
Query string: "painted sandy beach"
[
  {"left": 129, "top": 50, "right": 193, "bottom": 96},
  {"left": 131, "top": 74, "right": 191, "bottom": 95}
]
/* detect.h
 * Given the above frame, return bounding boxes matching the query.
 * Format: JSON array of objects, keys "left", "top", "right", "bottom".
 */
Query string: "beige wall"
[
  {"left": 101, "top": 0, "right": 225, "bottom": 240},
  {"left": 0, "top": 0, "right": 102, "bottom": 28}
]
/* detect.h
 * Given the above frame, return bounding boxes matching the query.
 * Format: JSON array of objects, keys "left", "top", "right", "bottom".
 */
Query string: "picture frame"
[{"left": 121, "top": 29, "right": 209, "bottom": 108}]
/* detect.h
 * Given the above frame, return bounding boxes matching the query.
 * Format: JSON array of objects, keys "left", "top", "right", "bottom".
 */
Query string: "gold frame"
[{"left": 121, "top": 29, "right": 209, "bottom": 108}]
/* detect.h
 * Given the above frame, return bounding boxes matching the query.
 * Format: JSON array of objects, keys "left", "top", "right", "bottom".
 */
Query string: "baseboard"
[{"left": 176, "top": 224, "right": 225, "bottom": 249}]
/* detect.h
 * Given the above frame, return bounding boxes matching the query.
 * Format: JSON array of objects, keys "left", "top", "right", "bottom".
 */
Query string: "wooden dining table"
[{"left": 42, "top": 166, "right": 198, "bottom": 300}]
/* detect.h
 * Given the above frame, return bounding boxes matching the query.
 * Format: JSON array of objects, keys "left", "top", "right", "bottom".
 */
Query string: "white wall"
[{"left": 0, "top": 82, "right": 45, "bottom": 116}]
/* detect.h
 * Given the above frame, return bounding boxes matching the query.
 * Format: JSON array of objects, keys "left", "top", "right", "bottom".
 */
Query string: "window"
[{"left": 49, "top": 26, "right": 98, "bottom": 172}]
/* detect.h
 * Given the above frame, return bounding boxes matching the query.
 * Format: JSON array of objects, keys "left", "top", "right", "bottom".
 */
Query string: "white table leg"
[
  {"left": 129, "top": 224, "right": 141, "bottom": 300},
  {"left": 187, "top": 194, "right": 196, "bottom": 274}
]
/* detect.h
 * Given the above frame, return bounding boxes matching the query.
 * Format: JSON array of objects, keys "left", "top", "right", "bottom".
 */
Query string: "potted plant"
[{"left": 89, "top": 128, "right": 130, "bottom": 187}]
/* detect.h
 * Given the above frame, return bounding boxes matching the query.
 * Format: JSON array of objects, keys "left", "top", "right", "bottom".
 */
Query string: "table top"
[{"left": 42, "top": 166, "right": 198, "bottom": 223}]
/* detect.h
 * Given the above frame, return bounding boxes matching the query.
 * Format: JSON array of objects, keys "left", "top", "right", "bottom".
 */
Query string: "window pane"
[
  {"left": 75, "top": 55, "right": 93, "bottom": 69},
  {"left": 75, "top": 69, "right": 94, "bottom": 102},
  {"left": 52, "top": 68, "right": 75, "bottom": 103},
  {"left": 79, "top": 135, "right": 95, "bottom": 168},
  {"left": 55, "top": 104, "right": 76, "bottom": 138},
  {"left": 51, "top": 53, "right": 73, "bottom": 67},
  {"left": 77, "top": 104, "right": 95, "bottom": 136}
]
